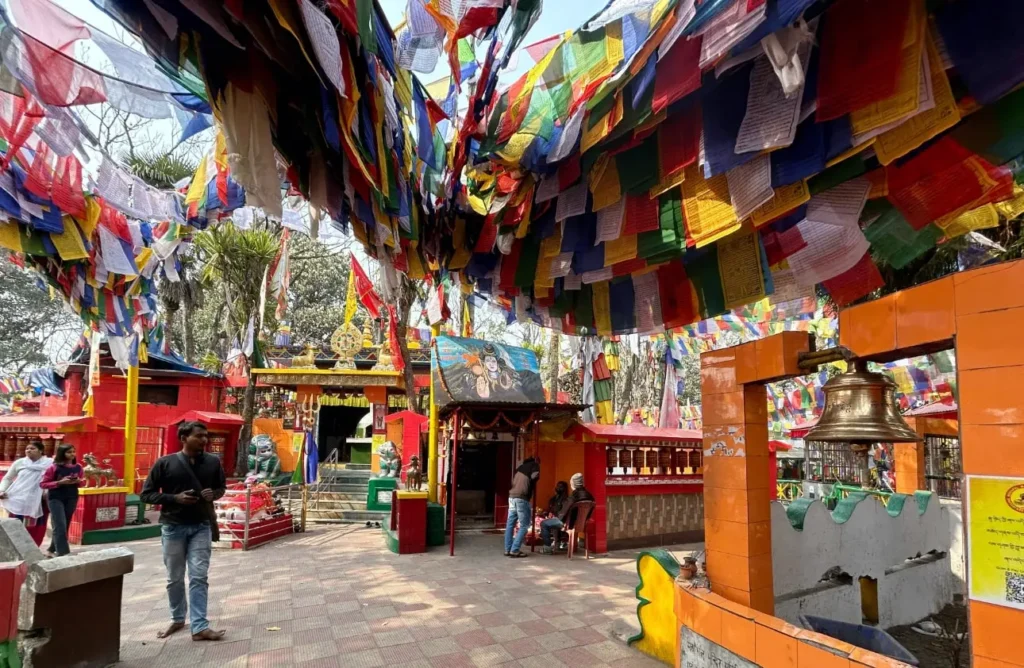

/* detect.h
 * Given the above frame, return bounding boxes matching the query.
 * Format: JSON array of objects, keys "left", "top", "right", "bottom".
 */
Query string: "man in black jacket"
[
  {"left": 141, "top": 421, "right": 226, "bottom": 641},
  {"left": 503, "top": 457, "right": 539, "bottom": 558}
]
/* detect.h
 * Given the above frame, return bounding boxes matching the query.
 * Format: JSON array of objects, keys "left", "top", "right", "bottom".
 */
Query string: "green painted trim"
[
  {"left": 785, "top": 489, "right": 937, "bottom": 531},
  {"left": 0, "top": 639, "right": 21, "bottom": 668},
  {"left": 79, "top": 524, "right": 161, "bottom": 545},
  {"left": 786, "top": 497, "right": 815, "bottom": 530},
  {"left": 381, "top": 523, "right": 399, "bottom": 554},
  {"left": 628, "top": 549, "right": 682, "bottom": 648}
]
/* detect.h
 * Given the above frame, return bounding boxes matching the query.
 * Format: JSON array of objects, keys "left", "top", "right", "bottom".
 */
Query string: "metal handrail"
[{"left": 308, "top": 447, "right": 339, "bottom": 510}]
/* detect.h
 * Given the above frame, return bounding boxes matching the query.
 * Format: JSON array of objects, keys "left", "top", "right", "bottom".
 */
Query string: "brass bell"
[{"left": 804, "top": 360, "right": 920, "bottom": 443}]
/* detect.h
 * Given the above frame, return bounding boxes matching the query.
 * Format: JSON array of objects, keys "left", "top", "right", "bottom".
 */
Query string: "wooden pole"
[
  {"left": 427, "top": 325, "right": 440, "bottom": 503},
  {"left": 123, "top": 363, "right": 139, "bottom": 492},
  {"left": 449, "top": 410, "right": 460, "bottom": 557}
]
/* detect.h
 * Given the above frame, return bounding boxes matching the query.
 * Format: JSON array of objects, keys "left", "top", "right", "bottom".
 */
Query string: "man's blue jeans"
[
  {"left": 540, "top": 517, "right": 563, "bottom": 547},
  {"left": 161, "top": 523, "right": 213, "bottom": 634},
  {"left": 504, "top": 498, "right": 531, "bottom": 554}
]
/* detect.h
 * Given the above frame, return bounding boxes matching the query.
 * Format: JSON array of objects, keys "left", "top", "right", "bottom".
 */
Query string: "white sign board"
[
  {"left": 95, "top": 507, "right": 120, "bottom": 523},
  {"left": 376, "top": 490, "right": 394, "bottom": 505}
]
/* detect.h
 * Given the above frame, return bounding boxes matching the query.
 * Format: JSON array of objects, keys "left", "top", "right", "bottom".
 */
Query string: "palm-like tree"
[{"left": 195, "top": 223, "right": 281, "bottom": 475}]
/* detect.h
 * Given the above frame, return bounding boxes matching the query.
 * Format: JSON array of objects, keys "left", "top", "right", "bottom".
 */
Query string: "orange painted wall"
[
  {"left": 536, "top": 439, "right": 585, "bottom": 505},
  {"left": 838, "top": 260, "right": 1024, "bottom": 667}
]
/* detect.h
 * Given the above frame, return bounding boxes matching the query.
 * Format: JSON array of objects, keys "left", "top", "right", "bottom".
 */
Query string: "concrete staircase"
[{"left": 307, "top": 464, "right": 390, "bottom": 524}]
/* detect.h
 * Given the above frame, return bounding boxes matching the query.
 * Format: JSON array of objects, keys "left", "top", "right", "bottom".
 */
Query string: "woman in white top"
[{"left": 0, "top": 440, "right": 52, "bottom": 546}]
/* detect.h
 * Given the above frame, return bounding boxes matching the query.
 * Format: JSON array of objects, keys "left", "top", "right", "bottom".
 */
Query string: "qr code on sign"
[{"left": 1007, "top": 571, "right": 1024, "bottom": 604}]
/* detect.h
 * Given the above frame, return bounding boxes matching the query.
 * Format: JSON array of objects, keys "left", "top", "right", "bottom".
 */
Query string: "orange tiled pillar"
[
  {"left": 839, "top": 264, "right": 1024, "bottom": 668},
  {"left": 892, "top": 422, "right": 926, "bottom": 494},
  {"left": 700, "top": 332, "right": 810, "bottom": 614},
  {"left": 953, "top": 262, "right": 1024, "bottom": 668}
]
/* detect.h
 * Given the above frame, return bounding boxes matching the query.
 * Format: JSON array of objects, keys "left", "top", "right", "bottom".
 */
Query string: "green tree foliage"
[
  {"left": 0, "top": 262, "right": 80, "bottom": 374},
  {"left": 194, "top": 223, "right": 280, "bottom": 474}
]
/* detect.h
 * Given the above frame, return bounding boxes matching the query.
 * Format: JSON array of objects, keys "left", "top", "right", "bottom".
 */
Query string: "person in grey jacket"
[{"left": 503, "top": 457, "right": 539, "bottom": 557}]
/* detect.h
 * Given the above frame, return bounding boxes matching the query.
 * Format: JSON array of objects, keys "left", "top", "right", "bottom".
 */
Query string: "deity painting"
[{"left": 433, "top": 337, "right": 545, "bottom": 405}]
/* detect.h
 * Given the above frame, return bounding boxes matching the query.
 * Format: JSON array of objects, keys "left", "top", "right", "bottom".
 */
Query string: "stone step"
[
  {"left": 307, "top": 500, "right": 366, "bottom": 510},
  {"left": 311, "top": 491, "right": 366, "bottom": 502},
  {"left": 320, "top": 471, "right": 373, "bottom": 483},
  {"left": 306, "top": 509, "right": 389, "bottom": 524},
  {"left": 318, "top": 483, "right": 370, "bottom": 494}
]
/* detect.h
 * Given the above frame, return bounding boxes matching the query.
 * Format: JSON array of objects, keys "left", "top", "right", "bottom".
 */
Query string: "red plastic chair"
[{"left": 565, "top": 501, "right": 595, "bottom": 560}]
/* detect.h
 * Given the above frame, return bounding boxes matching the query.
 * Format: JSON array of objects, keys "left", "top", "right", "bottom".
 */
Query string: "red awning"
[
  {"left": 769, "top": 440, "right": 793, "bottom": 453},
  {"left": 903, "top": 401, "right": 958, "bottom": 419},
  {"left": 0, "top": 415, "right": 95, "bottom": 431},
  {"left": 175, "top": 411, "right": 244, "bottom": 427},
  {"left": 565, "top": 422, "right": 702, "bottom": 444}
]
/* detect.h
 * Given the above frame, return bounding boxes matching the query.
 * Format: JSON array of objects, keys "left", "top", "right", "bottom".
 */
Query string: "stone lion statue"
[{"left": 377, "top": 441, "right": 401, "bottom": 478}]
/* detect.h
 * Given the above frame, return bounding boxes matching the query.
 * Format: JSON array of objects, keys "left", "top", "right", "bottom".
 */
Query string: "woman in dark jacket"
[{"left": 39, "top": 444, "right": 85, "bottom": 557}]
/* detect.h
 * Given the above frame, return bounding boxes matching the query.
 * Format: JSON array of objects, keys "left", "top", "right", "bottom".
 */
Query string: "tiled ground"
[{"left": 112, "top": 525, "right": 700, "bottom": 667}]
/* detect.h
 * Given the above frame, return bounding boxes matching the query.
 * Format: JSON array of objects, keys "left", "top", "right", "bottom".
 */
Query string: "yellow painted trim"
[
  {"left": 81, "top": 486, "right": 130, "bottom": 496},
  {"left": 427, "top": 323, "right": 440, "bottom": 503},
  {"left": 396, "top": 490, "right": 428, "bottom": 499},
  {"left": 123, "top": 363, "right": 139, "bottom": 492},
  {"left": 251, "top": 368, "right": 402, "bottom": 377}
]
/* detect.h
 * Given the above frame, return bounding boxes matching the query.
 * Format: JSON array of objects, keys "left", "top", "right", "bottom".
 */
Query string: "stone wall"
[{"left": 606, "top": 492, "right": 703, "bottom": 550}]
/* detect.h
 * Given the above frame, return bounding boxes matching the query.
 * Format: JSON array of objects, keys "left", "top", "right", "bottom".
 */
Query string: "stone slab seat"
[{"left": 0, "top": 519, "right": 134, "bottom": 668}]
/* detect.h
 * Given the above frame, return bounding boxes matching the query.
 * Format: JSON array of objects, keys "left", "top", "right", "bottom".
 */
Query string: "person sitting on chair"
[
  {"left": 539, "top": 481, "right": 572, "bottom": 555},
  {"left": 560, "top": 473, "right": 595, "bottom": 551}
]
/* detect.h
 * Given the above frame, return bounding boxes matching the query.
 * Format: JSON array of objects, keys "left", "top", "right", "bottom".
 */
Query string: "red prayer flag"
[
  {"left": 52, "top": 154, "right": 86, "bottom": 219},
  {"left": 558, "top": 155, "right": 582, "bottom": 189},
  {"left": 652, "top": 33, "right": 702, "bottom": 114},
  {"left": 815, "top": 0, "right": 910, "bottom": 121},
  {"left": 25, "top": 142, "right": 54, "bottom": 200},
  {"left": 474, "top": 217, "right": 499, "bottom": 253},
  {"left": 350, "top": 254, "right": 384, "bottom": 319},
  {"left": 623, "top": 194, "right": 660, "bottom": 235},
  {"left": 657, "top": 259, "right": 698, "bottom": 329},
  {"left": 823, "top": 251, "right": 884, "bottom": 306},
  {"left": 658, "top": 102, "right": 701, "bottom": 180},
  {"left": 386, "top": 304, "right": 406, "bottom": 372},
  {"left": 886, "top": 137, "right": 997, "bottom": 230}
]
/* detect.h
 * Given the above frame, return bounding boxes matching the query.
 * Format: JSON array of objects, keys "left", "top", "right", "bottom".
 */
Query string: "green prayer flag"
[
  {"left": 575, "top": 284, "right": 595, "bottom": 331},
  {"left": 686, "top": 246, "right": 727, "bottom": 319},
  {"left": 615, "top": 136, "right": 660, "bottom": 195},
  {"left": 808, "top": 156, "right": 868, "bottom": 195},
  {"left": 357, "top": 0, "right": 377, "bottom": 54},
  {"left": 515, "top": 236, "right": 541, "bottom": 288},
  {"left": 863, "top": 205, "right": 943, "bottom": 269}
]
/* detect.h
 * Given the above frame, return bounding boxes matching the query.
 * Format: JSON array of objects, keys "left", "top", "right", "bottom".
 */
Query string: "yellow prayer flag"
[
  {"left": 395, "top": 69, "right": 414, "bottom": 112},
  {"left": 717, "top": 229, "right": 766, "bottom": 309},
  {"left": 996, "top": 184, "right": 1024, "bottom": 220},
  {"left": 535, "top": 254, "right": 556, "bottom": 288},
  {"left": 581, "top": 110, "right": 610, "bottom": 154},
  {"left": 0, "top": 221, "right": 23, "bottom": 252},
  {"left": 874, "top": 30, "right": 961, "bottom": 166},
  {"left": 650, "top": 166, "right": 686, "bottom": 198},
  {"left": 680, "top": 165, "right": 740, "bottom": 247},
  {"left": 849, "top": 0, "right": 926, "bottom": 136},
  {"left": 184, "top": 156, "right": 209, "bottom": 206},
  {"left": 540, "top": 225, "right": 563, "bottom": 259},
  {"left": 514, "top": 188, "right": 535, "bottom": 239},
  {"left": 750, "top": 180, "right": 810, "bottom": 227},
  {"left": 936, "top": 203, "right": 1000, "bottom": 239},
  {"left": 592, "top": 280, "right": 612, "bottom": 336},
  {"left": 343, "top": 261, "right": 358, "bottom": 325},
  {"left": 75, "top": 196, "right": 101, "bottom": 240},
  {"left": 604, "top": 234, "right": 638, "bottom": 265},
  {"left": 351, "top": 218, "right": 369, "bottom": 247},
  {"left": 407, "top": 246, "right": 426, "bottom": 280},
  {"left": 268, "top": 0, "right": 320, "bottom": 79},
  {"left": 51, "top": 216, "right": 88, "bottom": 260},
  {"left": 604, "top": 20, "right": 625, "bottom": 70},
  {"left": 590, "top": 155, "right": 622, "bottom": 212}
]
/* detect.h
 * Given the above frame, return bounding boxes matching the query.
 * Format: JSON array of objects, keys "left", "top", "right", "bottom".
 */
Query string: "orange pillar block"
[
  {"left": 700, "top": 346, "right": 774, "bottom": 613},
  {"left": 892, "top": 419, "right": 925, "bottom": 494}
]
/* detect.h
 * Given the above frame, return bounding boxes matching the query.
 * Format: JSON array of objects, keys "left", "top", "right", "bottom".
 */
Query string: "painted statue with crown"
[{"left": 247, "top": 434, "right": 281, "bottom": 482}]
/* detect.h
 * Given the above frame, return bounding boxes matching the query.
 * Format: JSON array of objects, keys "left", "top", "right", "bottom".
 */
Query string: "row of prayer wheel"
[
  {"left": 0, "top": 434, "right": 59, "bottom": 461},
  {"left": 606, "top": 445, "right": 703, "bottom": 475}
]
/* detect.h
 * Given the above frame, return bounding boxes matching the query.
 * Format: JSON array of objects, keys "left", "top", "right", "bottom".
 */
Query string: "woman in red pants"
[{"left": 0, "top": 440, "right": 52, "bottom": 546}]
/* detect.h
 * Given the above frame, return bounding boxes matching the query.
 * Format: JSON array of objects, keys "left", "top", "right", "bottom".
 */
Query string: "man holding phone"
[{"left": 141, "top": 420, "right": 227, "bottom": 641}]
